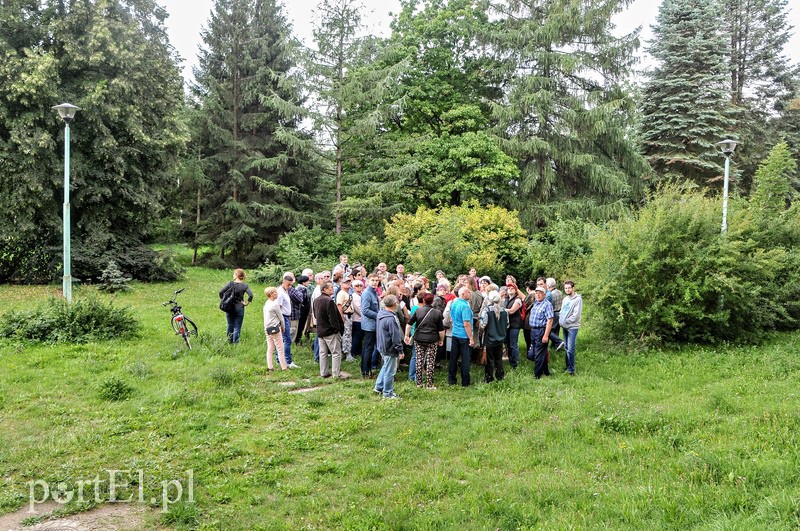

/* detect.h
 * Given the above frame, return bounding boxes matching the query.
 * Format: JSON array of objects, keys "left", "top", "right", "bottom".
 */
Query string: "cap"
[
  {"left": 535, "top": 286, "right": 546, "bottom": 293},
  {"left": 479, "top": 276, "right": 492, "bottom": 283}
]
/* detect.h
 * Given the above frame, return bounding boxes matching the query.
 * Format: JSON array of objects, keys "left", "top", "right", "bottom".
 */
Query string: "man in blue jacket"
[
  {"left": 360, "top": 274, "right": 381, "bottom": 378},
  {"left": 374, "top": 294, "right": 404, "bottom": 399}
]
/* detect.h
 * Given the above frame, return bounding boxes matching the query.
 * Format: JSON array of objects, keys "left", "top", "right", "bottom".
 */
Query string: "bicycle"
[{"left": 164, "top": 288, "right": 198, "bottom": 349}]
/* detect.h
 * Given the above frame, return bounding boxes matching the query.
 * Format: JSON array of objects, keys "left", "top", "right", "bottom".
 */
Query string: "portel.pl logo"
[{"left": 28, "top": 469, "right": 194, "bottom": 512}]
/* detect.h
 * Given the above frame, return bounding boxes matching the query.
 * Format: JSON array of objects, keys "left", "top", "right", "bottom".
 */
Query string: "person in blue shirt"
[
  {"left": 448, "top": 287, "right": 475, "bottom": 386},
  {"left": 373, "top": 295, "right": 404, "bottom": 399},
  {"left": 359, "top": 274, "right": 381, "bottom": 378},
  {"left": 527, "top": 287, "right": 554, "bottom": 378}
]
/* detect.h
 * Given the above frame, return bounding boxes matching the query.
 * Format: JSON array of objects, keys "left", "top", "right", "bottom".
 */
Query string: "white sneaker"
[
  {"left": 345, "top": 355, "right": 356, "bottom": 362},
  {"left": 288, "top": 363, "right": 301, "bottom": 369}
]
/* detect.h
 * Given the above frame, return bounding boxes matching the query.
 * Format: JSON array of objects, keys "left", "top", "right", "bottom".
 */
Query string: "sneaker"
[
  {"left": 427, "top": 385, "right": 437, "bottom": 390},
  {"left": 556, "top": 341, "right": 565, "bottom": 351},
  {"left": 373, "top": 387, "right": 382, "bottom": 394},
  {"left": 383, "top": 393, "right": 400, "bottom": 399},
  {"left": 345, "top": 355, "right": 356, "bottom": 363},
  {"left": 288, "top": 363, "right": 301, "bottom": 369},
  {"left": 321, "top": 373, "right": 332, "bottom": 378}
]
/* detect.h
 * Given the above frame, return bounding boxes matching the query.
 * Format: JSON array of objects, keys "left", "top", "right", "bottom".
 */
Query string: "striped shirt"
[{"left": 528, "top": 300, "right": 554, "bottom": 328}]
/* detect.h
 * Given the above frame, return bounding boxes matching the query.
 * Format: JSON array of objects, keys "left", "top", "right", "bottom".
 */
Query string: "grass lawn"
[{"left": 1, "top": 265, "right": 800, "bottom": 529}]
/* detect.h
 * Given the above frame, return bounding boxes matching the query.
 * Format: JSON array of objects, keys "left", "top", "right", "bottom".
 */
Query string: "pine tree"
[
  {"left": 639, "top": 0, "right": 737, "bottom": 187},
  {"left": 720, "top": 0, "right": 799, "bottom": 189},
  {"left": 192, "top": 0, "right": 322, "bottom": 265},
  {"left": 308, "top": 0, "right": 366, "bottom": 235},
  {"left": 490, "top": 0, "right": 649, "bottom": 229}
]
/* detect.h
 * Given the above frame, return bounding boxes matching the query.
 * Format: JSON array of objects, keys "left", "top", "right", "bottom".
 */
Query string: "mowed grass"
[{"left": 1, "top": 265, "right": 800, "bottom": 529}]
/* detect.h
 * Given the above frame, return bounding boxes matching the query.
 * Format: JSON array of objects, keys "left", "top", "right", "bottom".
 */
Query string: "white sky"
[{"left": 160, "top": 0, "right": 800, "bottom": 85}]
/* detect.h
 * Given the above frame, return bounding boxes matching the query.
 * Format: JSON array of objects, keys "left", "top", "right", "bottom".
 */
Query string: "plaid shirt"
[
  {"left": 550, "top": 289, "right": 563, "bottom": 312},
  {"left": 288, "top": 286, "right": 304, "bottom": 320},
  {"left": 528, "top": 299, "right": 554, "bottom": 328}
]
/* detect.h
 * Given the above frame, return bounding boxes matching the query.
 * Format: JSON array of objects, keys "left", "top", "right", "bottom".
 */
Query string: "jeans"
[
  {"left": 563, "top": 327, "right": 578, "bottom": 374},
  {"left": 313, "top": 336, "right": 320, "bottom": 363},
  {"left": 408, "top": 343, "right": 416, "bottom": 382},
  {"left": 281, "top": 315, "right": 293, "bottom": 364},
  {"left": 529, "top": 327, "right": 549, "bottom": 378},
  {"left": 361, "top": 330, "right": 378, "bottom": 376},
  {"left": 226, "top": 306, "right": 245, "bottom": 343},
  {"left": 350, "top": 321, "right": 363, "bottom": 358},
  {"left": 374, "top": 354, "right": 399, "bottom": 397},
  {"left": 506, "top": 327, "right": 521, "bottom": 368},
  {"left": 448, "top": 337, "right": 471, "bottom": 386}
]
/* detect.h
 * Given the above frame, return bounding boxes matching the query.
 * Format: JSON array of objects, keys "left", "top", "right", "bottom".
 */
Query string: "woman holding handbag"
[{"left": 263, "top": 287, "right": 287, "bottom": 371}]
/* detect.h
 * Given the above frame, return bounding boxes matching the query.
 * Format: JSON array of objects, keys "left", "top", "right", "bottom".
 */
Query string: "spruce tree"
[
  {"left": 490, "top": 0, "right": 649, "bottom": 228},
  {"left": 639, "top": 0, "right": 737, "bottom": 187},
  {"left": 193, "top": 0, "right": 321, "bottom": 265}
]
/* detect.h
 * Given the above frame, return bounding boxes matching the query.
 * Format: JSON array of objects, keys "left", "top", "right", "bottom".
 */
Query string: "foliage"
[
  {"left": 339, "top": 0, "right": 515, "bottom": 233},
  {"left": 639, "top": 0, "right": 737, "bottom": 187},
  {"left": 383, "top": 201, "right": 527, "bottom": 279},
  {"left": 489, "top": 0, "right": 649, "bottom": 229},
  {"left": 584, "top": 186, "right": 800, "bottom": 344},
  {"left": 250, "top": 225, "right": 348, "bottom": 283},
  {"left": 348, "top": 237, "right": 399, "bottom": 273},
  {"left": 750, "top": 142, "right": 798, "bottom": 217},
  {"left": 96, "top": 260, "right": 132, "bottom": 293},
  {"left": 98, "top": 376, "right": 134, "bottom": 401},
  {"left": 0, "top": 0, "right": 187, "bottom": 282},
  {"left": 0, "top": 297, "right": 139, "bottom": 343},
  {"left": 520, "top": 218, "right": 597, "bottom": 282},
  {"left": 191, "top": 0, "right": 323, "bottom": 266}
]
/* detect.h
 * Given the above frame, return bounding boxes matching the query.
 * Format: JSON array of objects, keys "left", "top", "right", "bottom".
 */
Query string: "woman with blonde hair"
[{"left": 263, "top": 287, "right": 287, "bottom": 370}]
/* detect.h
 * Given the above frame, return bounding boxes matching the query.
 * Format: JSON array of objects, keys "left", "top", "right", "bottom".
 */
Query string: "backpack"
[{"left": 219, "top": 282, "right": 237, "bottom": 313}]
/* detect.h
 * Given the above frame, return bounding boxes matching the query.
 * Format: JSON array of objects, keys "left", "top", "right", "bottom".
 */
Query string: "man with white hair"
[{"left": 448, "top": 286, "right": 475, "bottom": 387}]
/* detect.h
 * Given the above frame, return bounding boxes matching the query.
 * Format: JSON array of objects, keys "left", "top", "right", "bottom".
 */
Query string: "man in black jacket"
[{"left": 313, "top": 281, "right": 345, "bottom": 378}]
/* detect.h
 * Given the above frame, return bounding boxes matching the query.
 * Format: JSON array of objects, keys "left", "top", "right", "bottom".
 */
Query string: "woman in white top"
[{"left": 263, "top": 287, "right": 287, "bottom": 370}]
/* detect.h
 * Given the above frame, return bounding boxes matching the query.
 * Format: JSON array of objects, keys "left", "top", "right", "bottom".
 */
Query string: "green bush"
[
  {"left": 0, "top": 297, "right": 139, "bottom": 343},
  {"left": 98, "top": 376, "right": 134, "bottom": 401},
  {"left": 584, "top": 186, "right": 796, "bottom": 344},
  {"left": 520, "top": 218, "right": 596, "bottom": 281},
  {"left": 383, "top": 201, "right": 527, "bottom": 279}
]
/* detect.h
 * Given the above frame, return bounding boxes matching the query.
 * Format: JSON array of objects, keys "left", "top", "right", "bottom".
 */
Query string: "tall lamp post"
[
  {"left": 53, "top": 103, "right": 80, "bottom": 303},
  {"left": 717, "top": 139, "right": 738, "bottom": 235}
]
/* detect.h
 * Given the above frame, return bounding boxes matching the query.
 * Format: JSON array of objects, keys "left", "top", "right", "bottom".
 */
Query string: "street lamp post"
[
  {"left": 53, "top": 103, "right": 80, "bottom": 303},
  {"left": 717, "top": 139, "right": 738, "bottom": 235}
]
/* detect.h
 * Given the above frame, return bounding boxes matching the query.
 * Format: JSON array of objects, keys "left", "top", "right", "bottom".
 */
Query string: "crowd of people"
[{"left": 219, "top": 255, "right": 584, "bottom": 399}]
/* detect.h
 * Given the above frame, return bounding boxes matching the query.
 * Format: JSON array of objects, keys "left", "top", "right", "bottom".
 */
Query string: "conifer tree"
[
  {"left": 193, "top": 0, "right": 321, "bottom": 265},
  {"left": 490, "top": 0, "right": 649, "bottom": 228},
  {"left": 639, "top": 0, "right": 737, "bottom": 187}
]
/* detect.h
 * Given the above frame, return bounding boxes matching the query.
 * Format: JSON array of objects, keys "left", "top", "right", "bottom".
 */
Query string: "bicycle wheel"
[{"left": 183, "top": 317, "right": 198, "bottom": 349}]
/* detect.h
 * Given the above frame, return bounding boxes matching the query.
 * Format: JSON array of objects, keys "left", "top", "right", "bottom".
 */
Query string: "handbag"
[{"left": 266, "top": 325, "right": 281, "bottom": 335}]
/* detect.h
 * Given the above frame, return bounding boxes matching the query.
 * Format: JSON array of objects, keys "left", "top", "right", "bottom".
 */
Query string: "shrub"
[
  {"left": 97, "top": 260, "right": 132, "bottom": 293},
  {"left": 383, "top": 201, "right": 527, "bottom": 279},
  {"left": 584, "top": 186, "right": 795, "bottom": 344},
  {"left": 520, "top": 218, "right": 596, "bottom": 281},
  {"left": 0, "top": 297, "right": 139, "bottom": 343},
  {"left": 98, "top": 376, "right": 134, "bottom": 401}
]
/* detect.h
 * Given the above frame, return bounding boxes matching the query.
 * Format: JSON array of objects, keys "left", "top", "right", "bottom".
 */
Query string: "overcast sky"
[{"left": 160, "top": 0, "right": 800, "bottom": 85}]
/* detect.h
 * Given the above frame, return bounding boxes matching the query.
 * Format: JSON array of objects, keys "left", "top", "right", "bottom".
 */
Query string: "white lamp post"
[
  {"left": 717, "top": 139, "right": 738, "bottom": 235},
  {"left": 53, "top": 103, "right": 80, "bottom": 303}
]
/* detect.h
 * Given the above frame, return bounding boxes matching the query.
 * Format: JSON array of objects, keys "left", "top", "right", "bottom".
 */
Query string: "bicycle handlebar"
[{"left": 175, "top": 288, "right": 185, "bottom": 295}]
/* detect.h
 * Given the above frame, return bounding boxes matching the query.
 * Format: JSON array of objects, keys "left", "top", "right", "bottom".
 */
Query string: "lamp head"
[
  {"left": 717, "top": 139, "right": 738, "bottom": 157},
  {"left": 52, "top": 103, "right": 80, "bottom": 124}
]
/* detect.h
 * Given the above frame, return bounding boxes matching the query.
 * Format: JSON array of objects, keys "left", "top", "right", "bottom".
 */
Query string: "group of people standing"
[{"left": 219, "top": 255, "right": 584, "bottom": 399}]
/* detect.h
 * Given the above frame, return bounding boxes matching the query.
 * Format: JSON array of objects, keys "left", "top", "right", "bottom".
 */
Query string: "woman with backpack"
[{"left": 219, "top": 268, "right": 253, "bottom": 344}]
